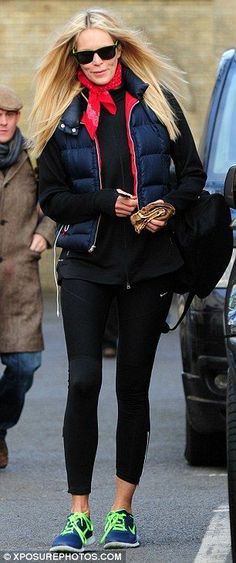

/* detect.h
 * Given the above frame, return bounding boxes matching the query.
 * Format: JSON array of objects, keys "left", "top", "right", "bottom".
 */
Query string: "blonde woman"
[{"left": 31, "top": 7, "right": 206, "bottom": 553}]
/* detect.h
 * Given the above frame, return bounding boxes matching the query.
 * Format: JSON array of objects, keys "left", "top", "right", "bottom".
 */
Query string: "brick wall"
[{"left": 1, "top": 0, "right": 236, "bottom": 290}]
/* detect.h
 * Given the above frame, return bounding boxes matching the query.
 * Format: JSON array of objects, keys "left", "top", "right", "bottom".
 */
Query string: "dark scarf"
[
  {"left": 0, "top": 127, "right": 25, "bottom": 170},
  {"left": 78, "top": 63, "right": 122, "bottom": 139}
]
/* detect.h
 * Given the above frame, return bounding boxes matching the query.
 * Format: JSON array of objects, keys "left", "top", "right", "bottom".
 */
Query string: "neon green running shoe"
[
  {"left": 50, "top": 512, "right": 95, "bottom": 553},
  {"left": 100, "top": 509, "right": 140, "bottom": 548}
]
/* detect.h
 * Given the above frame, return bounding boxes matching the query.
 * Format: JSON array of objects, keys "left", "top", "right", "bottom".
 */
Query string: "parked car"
[
  {"left": 178, "top": 48, "right": 236, "bottom": 466},
  {"left": 224, "top": 165, "right": 236, "bottom": 562}
]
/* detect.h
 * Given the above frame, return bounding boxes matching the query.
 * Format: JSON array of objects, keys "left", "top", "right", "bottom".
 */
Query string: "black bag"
[{"left": 162, "top": 190, "right": 233, "bottom": 332}]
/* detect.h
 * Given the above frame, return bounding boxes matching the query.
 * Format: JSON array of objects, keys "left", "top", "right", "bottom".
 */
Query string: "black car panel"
[{"left": 179, "top": 49, "right": 236, "bottom": 466}]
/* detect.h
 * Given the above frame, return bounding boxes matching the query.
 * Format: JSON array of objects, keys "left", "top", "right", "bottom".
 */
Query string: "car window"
[{"left": 207, "top": 65, "right": 236, "bottom": 183}]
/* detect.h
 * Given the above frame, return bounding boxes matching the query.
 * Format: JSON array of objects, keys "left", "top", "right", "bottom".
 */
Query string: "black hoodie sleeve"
[
  {"left": 163, "top": 92, "right": 207, "bottom": 211},
  {"left": 38, "top": 136, "right": 118, "bottom": 224}
]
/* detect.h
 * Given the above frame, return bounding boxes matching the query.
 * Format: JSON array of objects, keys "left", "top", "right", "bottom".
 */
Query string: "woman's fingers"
[
  {"left": 115, "top": 195, "right": 138, "bottom": 217},
  {"left": 145, "top": 219, "right": 167, "bottom": 233}
]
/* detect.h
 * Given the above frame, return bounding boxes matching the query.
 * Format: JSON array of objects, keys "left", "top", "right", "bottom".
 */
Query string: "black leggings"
[{"left": 61, "top": 277, "right": 173, "bottom": 495}]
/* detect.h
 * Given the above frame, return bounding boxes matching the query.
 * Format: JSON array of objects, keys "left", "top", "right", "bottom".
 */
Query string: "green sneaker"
[
  {"left": 100, "top": 509, "right": 140, "bottom": 548},
  {"left": 50, "top": 512, "right": 95, "bottom": 553}
]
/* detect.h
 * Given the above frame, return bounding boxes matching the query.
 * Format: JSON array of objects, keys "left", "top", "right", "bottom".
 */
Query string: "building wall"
[{"left": 1, "top": 0, "right": 236, "bottom": 290}]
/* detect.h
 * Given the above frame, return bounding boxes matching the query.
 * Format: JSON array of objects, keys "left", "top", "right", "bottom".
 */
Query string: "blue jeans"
[{"left": 0, "top": 352, "right": 41, "bottom": 438}]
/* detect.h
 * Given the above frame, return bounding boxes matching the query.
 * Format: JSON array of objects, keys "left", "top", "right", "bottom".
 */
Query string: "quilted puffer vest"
[{"left": 54, "top": 66, "right": 171, "bottom": 252}]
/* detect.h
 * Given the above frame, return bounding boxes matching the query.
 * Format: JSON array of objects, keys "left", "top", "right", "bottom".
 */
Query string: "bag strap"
[{"left": 161, "top": 292, "right": 195, "bottom": 333}]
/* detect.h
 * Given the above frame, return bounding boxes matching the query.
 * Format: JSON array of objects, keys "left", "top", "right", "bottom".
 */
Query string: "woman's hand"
[
  {"left": 115, "top": 195, "right": 138, "bottom": 218},
  {"left": 144, "top": 199, "right": 167, "bottom": 233},
  {"left": 145, "top": 218, "right": 167, "bottom": 233}
]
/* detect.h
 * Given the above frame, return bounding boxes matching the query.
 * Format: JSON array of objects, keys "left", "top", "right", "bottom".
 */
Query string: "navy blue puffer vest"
[{"left": 54, "top": 67, "right": 171, "bottom": 252}]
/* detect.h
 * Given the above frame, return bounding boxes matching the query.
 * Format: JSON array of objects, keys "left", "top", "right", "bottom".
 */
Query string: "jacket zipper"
[
  {"left": 123, "top": 98, "right": 140, "bottom": 289},
  {"left": 89, "top": 215, "right": 101, "bottom": 253},
  {"left": 88, "top": 136, "right": 102, "bottom": 253},
  {"left": 122, "top": 221, "right": 131, "bottom": 289},
  {"left": 126, "top": 98, "right": 139, "bottom": 202}
]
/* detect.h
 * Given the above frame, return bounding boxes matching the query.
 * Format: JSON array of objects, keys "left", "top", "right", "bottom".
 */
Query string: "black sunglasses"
[{"left": 72, "top": 40, "right": 119, "bottom": 65}]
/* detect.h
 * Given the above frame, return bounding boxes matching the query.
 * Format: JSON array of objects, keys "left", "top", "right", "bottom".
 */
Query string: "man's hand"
[
  {"left": 30, "top": 234, "right": 47, "bottom": 253},
  {"left": 115, "top": 195, "right": 138, "bottom": 217}
]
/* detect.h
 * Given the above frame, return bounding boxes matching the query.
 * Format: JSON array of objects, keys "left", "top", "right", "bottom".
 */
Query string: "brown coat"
[{"left": 0, "top": 150, "right": 55, "bottom": 353}]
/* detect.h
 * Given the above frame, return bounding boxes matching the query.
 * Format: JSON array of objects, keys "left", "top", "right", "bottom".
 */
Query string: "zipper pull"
[{"left": 126, "top": 282, "right": 131, "bottom": 290}]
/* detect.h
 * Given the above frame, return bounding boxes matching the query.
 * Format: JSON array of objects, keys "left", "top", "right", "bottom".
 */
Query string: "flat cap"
[{"left": 0, "top": 84, "right": 23, "bottom": 111}]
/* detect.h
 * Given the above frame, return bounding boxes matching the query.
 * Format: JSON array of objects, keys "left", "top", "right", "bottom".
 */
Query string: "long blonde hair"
[{"left": 30, "top": 7, "right": 184, "bottom": 156}]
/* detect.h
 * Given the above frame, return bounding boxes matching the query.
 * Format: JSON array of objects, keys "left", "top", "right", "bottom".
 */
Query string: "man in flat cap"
[{"left": 0, "top": 85, "right": 55, "bottom": 468}]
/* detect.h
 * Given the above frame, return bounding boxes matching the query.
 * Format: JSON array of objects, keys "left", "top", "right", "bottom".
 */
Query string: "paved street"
[{"left": 0, "top": 294, "right": 232, "bottom": 562}]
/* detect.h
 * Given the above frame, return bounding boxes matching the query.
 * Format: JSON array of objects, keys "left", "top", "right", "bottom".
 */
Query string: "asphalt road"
[{"left": 0, "top": 294, "right": 232, "bottom": 562}]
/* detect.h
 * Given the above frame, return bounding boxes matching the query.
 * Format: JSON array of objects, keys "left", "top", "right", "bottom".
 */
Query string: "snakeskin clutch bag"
[{"left": 130, "top": 201, "right": 175, "bottom": 234}]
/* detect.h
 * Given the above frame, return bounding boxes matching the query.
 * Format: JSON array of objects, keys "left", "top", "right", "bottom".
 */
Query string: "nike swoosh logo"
[{"left": 160, "top": 292, "right": 168, "bottom": 297}]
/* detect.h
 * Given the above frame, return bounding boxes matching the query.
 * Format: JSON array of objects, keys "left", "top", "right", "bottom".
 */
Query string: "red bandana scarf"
[{"left": 78, "top": 63, "right": 122, "bottom": 139}]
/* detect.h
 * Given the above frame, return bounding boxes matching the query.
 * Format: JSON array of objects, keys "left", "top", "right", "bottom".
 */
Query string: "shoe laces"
[
  {"left": 61, "top": 512, "right": 92, "bottom": 543},
  {"left": 100, "top": 511, "right": 130, "bottom": 542}
]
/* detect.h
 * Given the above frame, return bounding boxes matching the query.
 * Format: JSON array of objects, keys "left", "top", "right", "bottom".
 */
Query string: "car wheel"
[
  {"left": 227, "top": 369, "right": 236, "bottom": 560},
  {"left": 185, "top": 411, "right": 226, "bottom": 466}
]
